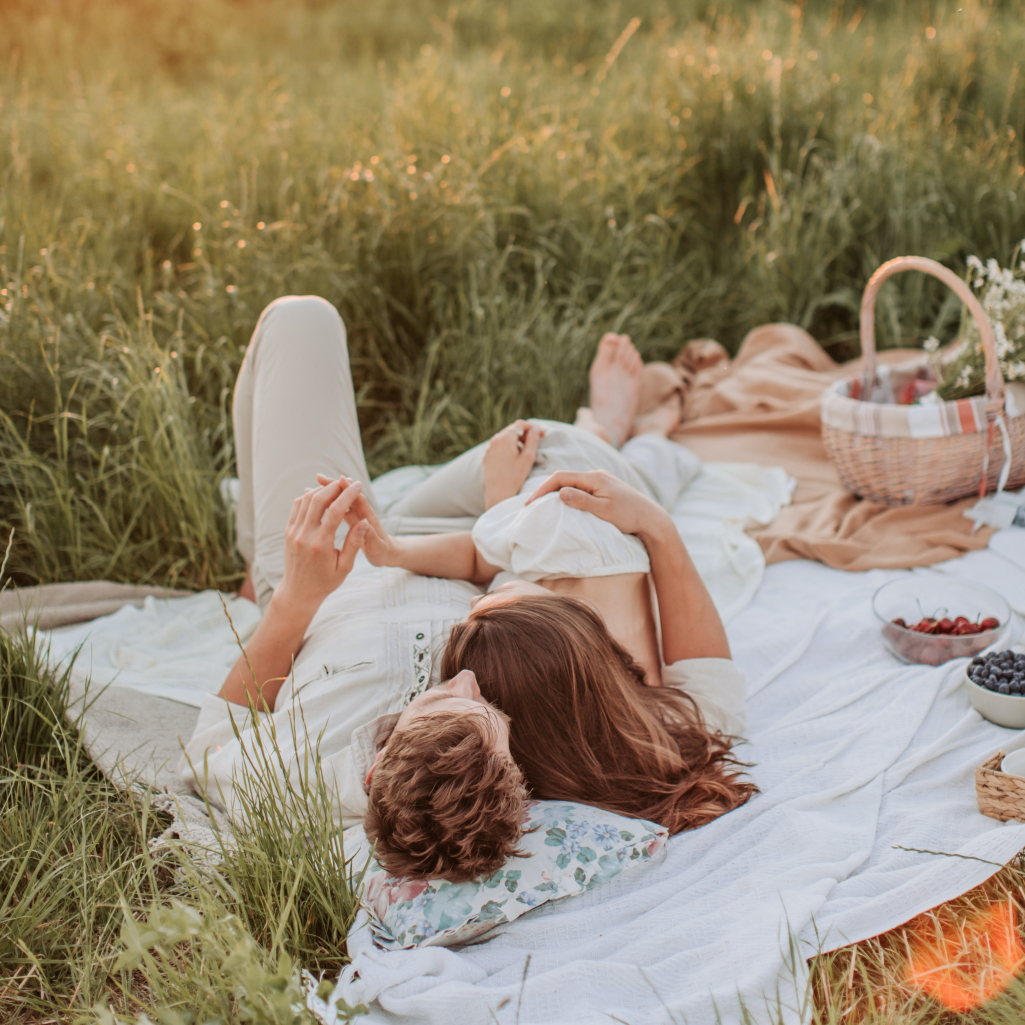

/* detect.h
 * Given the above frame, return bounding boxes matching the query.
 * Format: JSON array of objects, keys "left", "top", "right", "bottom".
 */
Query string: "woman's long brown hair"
[{"left": 440, "top": 592, "right": 756, "bottom": 833}]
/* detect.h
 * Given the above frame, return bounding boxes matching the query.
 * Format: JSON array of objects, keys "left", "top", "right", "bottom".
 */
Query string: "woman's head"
[{"left": 441, "top": 592, "right": 755, "bottom": 833}]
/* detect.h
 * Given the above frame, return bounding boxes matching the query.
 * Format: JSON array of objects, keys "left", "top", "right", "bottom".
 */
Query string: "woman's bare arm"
[
  {"left": 368, "top": 530, "right": 501, "bottom": 586},
  {"left": 526, "top": 470, "right": 730, "bottom": 663},
  {"left": 318, "top": 473, "right": 501, "bottom": 585}
]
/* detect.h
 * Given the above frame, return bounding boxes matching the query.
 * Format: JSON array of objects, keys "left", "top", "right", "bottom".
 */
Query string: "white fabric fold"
[
  {"left": 322, "top": 533, "right": 1025, "bottom": 1025},
  {"left": 471, "top": 487, "right": 651, "bottom": 582}
]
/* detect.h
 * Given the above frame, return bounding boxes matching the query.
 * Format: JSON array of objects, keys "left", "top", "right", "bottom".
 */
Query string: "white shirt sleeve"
[
  {"left": 661, "top": 657, "right": 747, "bottom": 737},
  {"left": 177, "top": 695, "right": 398, "bottom": 831}
]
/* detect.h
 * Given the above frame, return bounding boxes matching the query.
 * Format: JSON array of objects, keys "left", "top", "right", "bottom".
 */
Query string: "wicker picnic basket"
[
  {"left": 976, "top": 751, "right": 1025, "bottom": 823},
  {"left": 821, "top": 256, "right": 1025, "bottom": 505}
]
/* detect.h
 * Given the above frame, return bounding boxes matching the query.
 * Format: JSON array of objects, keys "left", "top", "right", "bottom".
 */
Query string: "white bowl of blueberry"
[{"left": 965, "top": 650, "right": 1025, "bottom": 728}]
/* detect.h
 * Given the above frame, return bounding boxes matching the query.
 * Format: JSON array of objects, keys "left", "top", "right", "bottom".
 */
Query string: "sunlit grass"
[
  {"left": 3, "top": 0, "right": 1025, "bottom": 1021},
  {"left": 3, "top": 0, "right": 1024, "bottom": 587}
]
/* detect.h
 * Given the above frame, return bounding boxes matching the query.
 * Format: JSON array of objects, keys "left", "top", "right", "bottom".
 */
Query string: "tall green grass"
[
  {"left": 2, "top": 0, "right": 1023, "bottom": 587},
  {"left": 0, "top": 619, "right": 364, "bottom": 1024},
  {"left": 4, "top": 1, "right": 1025, "bottom": 1021}
]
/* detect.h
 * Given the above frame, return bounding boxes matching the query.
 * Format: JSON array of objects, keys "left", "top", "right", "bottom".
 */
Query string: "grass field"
[{"left": 3, "top": 0, "right": 1025, "bottom": 1021}]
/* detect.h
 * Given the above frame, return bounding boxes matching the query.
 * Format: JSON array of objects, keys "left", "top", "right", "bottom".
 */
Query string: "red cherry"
[
  {"left": 937, "top": 618, "right": 955, "bottom": 634},
  {"left": 979, "top": 617, "right": 1000, "bottom": 632},
  {"left": 953, "top": 617, "right": 970, "bottom": 628},
  {"left": 892, "top": 617, "right": 908, "bottom": 628}
]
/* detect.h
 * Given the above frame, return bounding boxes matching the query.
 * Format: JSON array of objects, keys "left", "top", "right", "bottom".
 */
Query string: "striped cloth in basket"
[{"left": 821, "top": 377, "right": 1025, "bottom": 440}]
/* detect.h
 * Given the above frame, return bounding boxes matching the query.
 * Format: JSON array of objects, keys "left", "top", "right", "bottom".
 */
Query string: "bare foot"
[
  {"left": 588, "top": 333, "right": 642, "bottom": 448},
  {"left": 631, "top": 393, "right": 684, "bottom": 437},
  {"left": 630, "top": 362, "right": 687, "bottom": 438}
]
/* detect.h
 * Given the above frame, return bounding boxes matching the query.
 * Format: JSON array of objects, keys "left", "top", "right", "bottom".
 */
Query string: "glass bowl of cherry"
[{"left": 872, "top": 577, "right": 1010, "bottom": 666}]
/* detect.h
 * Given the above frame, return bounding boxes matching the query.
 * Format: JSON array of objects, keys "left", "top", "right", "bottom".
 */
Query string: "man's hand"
[
  {"left": 483, "top": 420, "right": 544, "bottom": 509},
  {"left": 219, "top": 477, "right": 369, "bottom": 710},
  {"left": 278, "top": 478, "right": 369, "bottom": 612},
  {"left": 526, "top": 469, "right": 673, "bottom": 541}
]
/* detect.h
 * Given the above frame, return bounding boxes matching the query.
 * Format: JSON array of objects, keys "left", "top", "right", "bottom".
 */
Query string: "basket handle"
[{"left": 860, "top": 255, "right": 1005, "bottom": 417}]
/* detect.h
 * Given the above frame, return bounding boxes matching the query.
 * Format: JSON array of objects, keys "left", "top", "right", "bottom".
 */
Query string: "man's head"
[{"left": 364, "top": 670, "right": 527, "bottom": 882}]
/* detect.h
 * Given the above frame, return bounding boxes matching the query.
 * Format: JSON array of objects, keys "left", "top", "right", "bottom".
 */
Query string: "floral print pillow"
[{"left": 350, "top": 801, "right": 668, "bottom": 951}]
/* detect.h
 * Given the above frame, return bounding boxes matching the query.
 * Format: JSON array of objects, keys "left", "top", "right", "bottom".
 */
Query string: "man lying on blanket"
[{"left": 181, "top": 296, "right": 754, "bottom": 881}]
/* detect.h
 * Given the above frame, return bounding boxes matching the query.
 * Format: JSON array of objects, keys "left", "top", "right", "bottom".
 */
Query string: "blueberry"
[{"left": 1000, "top": 684, "right": 1012, "bottom": 694}]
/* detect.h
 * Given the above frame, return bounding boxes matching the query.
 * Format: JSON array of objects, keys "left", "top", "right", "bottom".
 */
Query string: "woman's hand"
[
  {"left": 483, "top": 420, "right": 544, "bottom": 509},
  {"left": 529, "top": 470, "right": 729, "bottom": 662},
  {"left": 316, "top": 473, "right": 396, "bottom": 567},
  {"left": 278, "top": 478, "right": 369, "bottom": 612},
  {"left": 526, "top": 469, "right": 673, "bottom": 542}
]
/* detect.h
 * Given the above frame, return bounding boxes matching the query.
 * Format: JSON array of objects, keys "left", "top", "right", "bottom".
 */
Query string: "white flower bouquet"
[{"left": 936, "top": 242, "right": 1025, "bottom": 401}]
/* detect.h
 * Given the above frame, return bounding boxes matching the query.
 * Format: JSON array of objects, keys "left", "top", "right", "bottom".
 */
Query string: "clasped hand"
[{"left": 278, "top": 478, "right": 370, "bottom": 611}]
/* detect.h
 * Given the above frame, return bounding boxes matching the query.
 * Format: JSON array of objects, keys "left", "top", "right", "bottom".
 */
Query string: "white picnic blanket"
[
  {"left": 41, "top": 462, "right": 790, "bottom": 706},
  {"left": 36, "top": 465, "right": 1025, "bottom": 1024},
  {"left": 315, "top": 529, "right": 1025, "bottom": 1025}
]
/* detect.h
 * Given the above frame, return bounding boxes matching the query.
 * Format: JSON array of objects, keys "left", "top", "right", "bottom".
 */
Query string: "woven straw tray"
[{"left": 976, "top": 751, "right": 1025, "bottom": 823}]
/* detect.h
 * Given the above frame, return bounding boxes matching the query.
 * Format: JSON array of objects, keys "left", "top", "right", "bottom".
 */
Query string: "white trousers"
[{"left": 234, "top": 296, "right": 701, "bottom": 607}]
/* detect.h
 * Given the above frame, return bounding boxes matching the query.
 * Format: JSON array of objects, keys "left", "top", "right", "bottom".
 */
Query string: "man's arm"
[
  {"left": 220, "top": 478, "right": 369, "bottom": 709},
  {"left": 526, "top": 470, "right": 730, "bottom": 663}
]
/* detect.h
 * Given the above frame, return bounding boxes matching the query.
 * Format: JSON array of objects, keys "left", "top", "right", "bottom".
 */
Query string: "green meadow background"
[
  {"left": 3, "top": 2, "right": 1025, "bottom": 1022},
  {"left": 2, "top": 0, "right": 1024, "bottom": 592}
]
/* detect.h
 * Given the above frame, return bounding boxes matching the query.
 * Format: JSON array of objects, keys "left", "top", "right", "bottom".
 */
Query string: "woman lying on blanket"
[
  {"left": 180, "top": 297, "right": 754, "bottom": 882},
  {"left": 352, "top": 458, "right": 757, "bottom": 880}
]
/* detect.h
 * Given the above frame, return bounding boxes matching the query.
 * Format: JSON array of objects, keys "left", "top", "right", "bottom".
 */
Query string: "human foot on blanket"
[
  {"left": 630, "top": 362, "right": 687, "bottom": 438},
  {"left": 578, "top": 332, "right": 642, "bottom": 448}
]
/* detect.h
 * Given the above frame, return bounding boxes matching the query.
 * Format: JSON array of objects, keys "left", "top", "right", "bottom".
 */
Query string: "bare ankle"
[{"left": 574, "top": 407, "right": 613, "bottom": 445}]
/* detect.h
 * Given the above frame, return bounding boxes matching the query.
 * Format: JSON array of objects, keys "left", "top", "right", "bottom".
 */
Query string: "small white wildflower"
[
  {"left": 995, "top": 320, "right": 1011, "bottom": 358},
  {"left": 923, "top": 336, "right": 940, "bottom": 353}
]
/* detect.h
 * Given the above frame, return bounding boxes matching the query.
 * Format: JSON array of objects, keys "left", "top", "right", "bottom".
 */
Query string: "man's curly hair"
[{"left": 365, "top": 711, "right": 528, "bottom": 882}]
